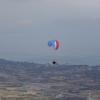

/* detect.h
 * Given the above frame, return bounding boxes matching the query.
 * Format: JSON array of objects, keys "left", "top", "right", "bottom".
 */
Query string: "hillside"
[{"left": 0, "top": 59, "right": 99, "bottom": 100}]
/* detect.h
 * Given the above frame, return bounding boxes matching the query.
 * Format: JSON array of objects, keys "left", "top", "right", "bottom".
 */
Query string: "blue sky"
[{"left": 0, "top": 0, "right": 100, "bottom": 65}]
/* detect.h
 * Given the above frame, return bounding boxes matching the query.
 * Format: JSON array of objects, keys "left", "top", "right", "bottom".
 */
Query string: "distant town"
[{"left": 0, "top": 59, "right": 99, "bottom": 100}]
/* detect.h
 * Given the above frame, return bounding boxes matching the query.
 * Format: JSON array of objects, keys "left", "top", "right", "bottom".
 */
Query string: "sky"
[{"left": 0, "top": 0, "right": 100, "bottom": 65}]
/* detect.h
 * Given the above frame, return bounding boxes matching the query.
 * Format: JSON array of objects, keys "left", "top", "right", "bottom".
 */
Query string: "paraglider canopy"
[{"left": 48, "top": 40, "right": 59, "bottom": 50}]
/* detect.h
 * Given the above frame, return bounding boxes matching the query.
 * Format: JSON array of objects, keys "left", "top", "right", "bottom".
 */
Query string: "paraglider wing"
[
  {"left": 48, "top": 40, "right": 59, "bottom": 50},
  {"left": 54, "top": 40, "right": 59, "bottom": 50}
]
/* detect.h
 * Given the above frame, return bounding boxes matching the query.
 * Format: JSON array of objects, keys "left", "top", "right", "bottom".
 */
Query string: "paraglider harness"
[{"left": 52, "top": 61, "right": 57, "bottom": 64}]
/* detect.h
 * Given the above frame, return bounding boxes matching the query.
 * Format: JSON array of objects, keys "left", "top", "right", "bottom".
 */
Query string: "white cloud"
[
  {"left": 45, "top": 0, "right": 100, "bottom": 8},
  {"left": 91, "top": 15, "right": 100, "bottom": 20},
  {"left": 19, "top": 19, "right": 34, "bottom": 25}
]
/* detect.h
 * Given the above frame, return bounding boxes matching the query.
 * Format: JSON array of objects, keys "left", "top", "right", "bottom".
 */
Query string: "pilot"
[{"left": 52, "top": 61, "right": 57, "bottom": 64}]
